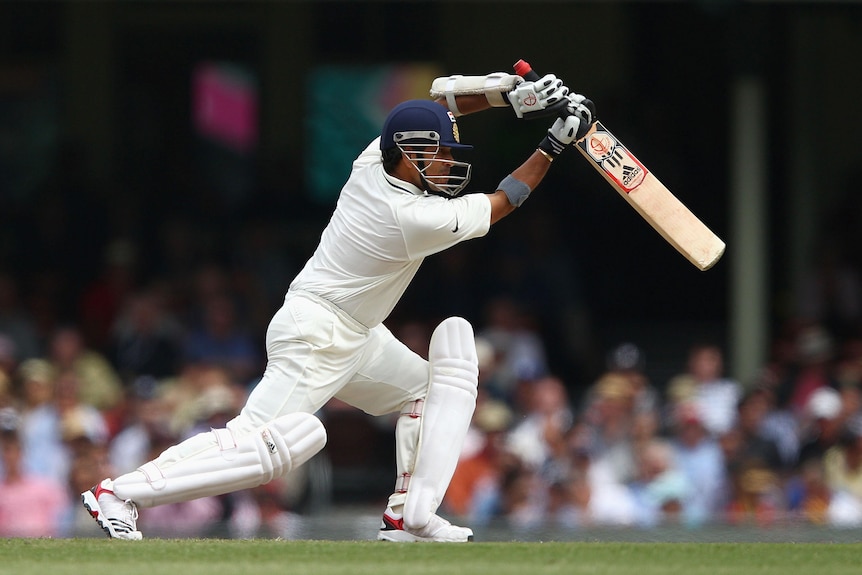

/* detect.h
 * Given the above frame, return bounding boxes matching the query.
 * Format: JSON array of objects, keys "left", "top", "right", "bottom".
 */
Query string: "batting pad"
[
  {"left": 112, "top": 412, "right": 326, "bottom": 507},
  {"left": 403, "top": 316, "right": 478, "bottom": 530}
]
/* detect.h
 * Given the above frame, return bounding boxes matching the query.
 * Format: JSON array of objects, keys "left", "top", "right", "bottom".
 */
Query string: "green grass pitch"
[{"left": 1, "top": 539, "right": 861, "bottom": 575}]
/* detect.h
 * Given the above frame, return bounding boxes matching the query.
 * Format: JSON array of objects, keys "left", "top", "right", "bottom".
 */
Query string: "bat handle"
[
  {"left": 513, "top": 59, "right": 540, "bottom": 82},
  {"left": 513, "top": 59, "right": 570, "bottom": 119}
]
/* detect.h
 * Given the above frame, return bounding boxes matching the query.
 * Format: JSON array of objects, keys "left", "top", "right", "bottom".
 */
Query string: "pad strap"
[{"left": 400, "top": 399, "right": 424, "bottom": 418}]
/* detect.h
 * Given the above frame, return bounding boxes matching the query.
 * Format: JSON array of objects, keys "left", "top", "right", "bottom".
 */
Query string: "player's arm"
[
  {"left": 432, "top": 94, "right": 492, "bottom": 116},
  {"left": 488, "top": 112, "right": 585, "bottom": 225},
  {"left": 430, "top": 72, "right": 568, "bottom": 118}
]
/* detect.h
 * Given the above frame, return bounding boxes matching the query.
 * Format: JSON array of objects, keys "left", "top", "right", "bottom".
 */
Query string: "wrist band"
[
  {"left": 537, "top": 148, "right": 555, "bottom": 163},
  {"left": 498, "top": 174, "right": 532, "bottom": 207}
]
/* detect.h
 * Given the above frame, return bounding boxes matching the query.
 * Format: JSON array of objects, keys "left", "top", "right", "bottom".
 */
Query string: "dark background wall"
[{"left": 1, "top": 1, "right": 860, "bottom": 392}]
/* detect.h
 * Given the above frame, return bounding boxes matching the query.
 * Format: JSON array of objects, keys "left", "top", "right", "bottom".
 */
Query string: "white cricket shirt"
[{"left": 289, "top": 137, "right": 492, "bottom": 327}]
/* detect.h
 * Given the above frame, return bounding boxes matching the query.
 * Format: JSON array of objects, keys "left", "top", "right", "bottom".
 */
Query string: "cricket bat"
[{"left": 515, "top": 60, "right": 726, "bottom": 271}]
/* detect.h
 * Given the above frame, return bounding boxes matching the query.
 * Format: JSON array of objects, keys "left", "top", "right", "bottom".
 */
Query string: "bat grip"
[{"left": 514, "top": 59, "right": 540, "bottom": 82}]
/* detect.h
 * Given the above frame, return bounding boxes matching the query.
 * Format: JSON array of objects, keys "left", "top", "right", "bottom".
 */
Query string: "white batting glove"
[
  {"left": 566, "top": 92, "right": 598, "bottom": 139},
  {"left": 507, "top": 73, "right": 569, "bottom": 119},
  {"left": 538, "top": 115, "right": 582, "bottom": 159}
]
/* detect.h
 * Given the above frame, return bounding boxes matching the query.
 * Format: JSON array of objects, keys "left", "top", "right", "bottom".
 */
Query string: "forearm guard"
[{"left": 429, "top": 73, "right": 521, "bottom": 116}]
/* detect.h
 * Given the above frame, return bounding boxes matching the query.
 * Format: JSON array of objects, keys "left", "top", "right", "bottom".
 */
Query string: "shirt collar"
[{"left": 383, "top": 168, "right": 426, "bottom": 196}]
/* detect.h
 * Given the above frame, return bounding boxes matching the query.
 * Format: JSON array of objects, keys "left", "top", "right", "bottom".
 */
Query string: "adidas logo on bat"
[{"left": 621, "top": 164, "right": 642, "bottom": 187}]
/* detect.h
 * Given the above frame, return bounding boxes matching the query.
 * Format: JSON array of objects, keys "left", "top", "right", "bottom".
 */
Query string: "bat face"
[{"left": 576, "top": 122, "right": 725, "bottom": 271}]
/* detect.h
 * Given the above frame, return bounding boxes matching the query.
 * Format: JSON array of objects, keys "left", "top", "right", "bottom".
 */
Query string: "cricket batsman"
[{"left": 82, "top": 67, "right": 595, "bottom": 542}]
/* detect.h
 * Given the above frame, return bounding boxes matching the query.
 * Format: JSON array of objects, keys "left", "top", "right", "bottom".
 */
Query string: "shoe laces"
[{"left": 123, "top": 500, "right": 139, "bottom": 523}]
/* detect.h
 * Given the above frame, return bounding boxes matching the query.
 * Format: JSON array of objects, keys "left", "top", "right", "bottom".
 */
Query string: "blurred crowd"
[
  {"left": 2, "top": 245, "right": 862, "bottom": 539},
  {"left": 444, "top": 319, "right": 862, "bottom": 533},
  {"left": 1, "top": 200, "right": 862, "bottom": 538}
]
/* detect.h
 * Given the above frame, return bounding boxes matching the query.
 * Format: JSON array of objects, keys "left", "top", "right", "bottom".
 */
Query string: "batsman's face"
[
  {"left": 400, "top": 144, "right": 472, "bottom": 197},
  {"left": 426, "top": 146, "right": 454, "bottom": 176}
]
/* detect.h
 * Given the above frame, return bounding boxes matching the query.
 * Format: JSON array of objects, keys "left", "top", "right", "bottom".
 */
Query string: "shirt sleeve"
[
  {"left": 397, "top": 192, "right": 492, "bottom": 260},
  {"left": 351, "top": 138, "right": 383, "bottom": 172}
]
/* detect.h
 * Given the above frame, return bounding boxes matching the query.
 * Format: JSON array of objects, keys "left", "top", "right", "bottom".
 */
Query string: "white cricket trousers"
[
  {"left": 235, "top": 290, "right": 430, "bottom": 431},
  {"left": 110, "top": 290, "right": 428, "bottom": 508}
]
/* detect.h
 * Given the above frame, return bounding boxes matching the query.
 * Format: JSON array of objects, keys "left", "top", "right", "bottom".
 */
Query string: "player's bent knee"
[
  {"left": 429, "top": 316, "right": 479, "bottom": 397},
  {"left": 269, "top": 411, "right": 328, "bottom": 474},
  {"left": 429, "top": 317, "right": 479, "bottom": 363}
]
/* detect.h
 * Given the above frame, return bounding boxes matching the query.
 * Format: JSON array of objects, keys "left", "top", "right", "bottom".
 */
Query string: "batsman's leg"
[
  {"left": 82, "top": 412, "right": 326, "bottom": 539},
  {"left": 116, "top": 412, "right": 325, "bottom": 506},
  {"left": 381, "top": 316, "right": 479, "bottom": 542}
]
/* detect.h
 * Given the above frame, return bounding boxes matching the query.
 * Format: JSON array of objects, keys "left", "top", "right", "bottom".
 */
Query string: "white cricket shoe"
[
  {"left": 82, "top": 479, "right": 142, "bottom": 540},
  {"left": 377, "top": 507, "right": 473, "bottom": 542}
]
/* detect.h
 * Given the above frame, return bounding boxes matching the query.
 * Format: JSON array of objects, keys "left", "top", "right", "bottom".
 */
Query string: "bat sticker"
[{"left": 577, "top": 124, "right": 648, "bottom": 193}]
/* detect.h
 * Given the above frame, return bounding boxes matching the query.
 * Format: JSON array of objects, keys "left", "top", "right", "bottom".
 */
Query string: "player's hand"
[
  {"left": 507, "top": 73, "right": 569, "bottom": 119},
  {"left": 538, "top": 115, "right": 582, "bottom": 159},
  {"left": 566, "top": 92, "right": 597, "bottom": 139}
]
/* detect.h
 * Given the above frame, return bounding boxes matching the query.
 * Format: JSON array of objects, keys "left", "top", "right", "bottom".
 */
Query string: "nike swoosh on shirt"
[{"left": 451, "top": 216, "right": 459, "bottom": 233}]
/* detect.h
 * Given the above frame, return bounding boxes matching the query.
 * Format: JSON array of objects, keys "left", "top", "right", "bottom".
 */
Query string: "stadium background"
[{"left": 1, "top": 1, "right": 861, "bottom": 540}]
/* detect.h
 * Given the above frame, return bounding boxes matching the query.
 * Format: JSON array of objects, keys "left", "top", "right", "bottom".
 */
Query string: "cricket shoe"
[
  {"left": 377, "top": 507, "right": 473, "bottom": 542},
  {"left": 82, "top": 479, "right": 142, "bottom": 540}
]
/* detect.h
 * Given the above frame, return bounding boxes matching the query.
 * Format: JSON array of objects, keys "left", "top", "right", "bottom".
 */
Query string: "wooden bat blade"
[{"left": 575, "top": 121, "right": 725, "bottom": 271}]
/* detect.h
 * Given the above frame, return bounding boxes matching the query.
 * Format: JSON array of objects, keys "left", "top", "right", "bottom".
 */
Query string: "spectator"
[
  {"left": 0, "top": 273, "right": 42, "bottom": 361},
  {"left": 731, "top": 387, "right": 785, "bottom": 473},
  {"left": 822, "top": 417, "right": 862, "bottom": 505},
  {"left": 183, "top": 293, "right": 261, "bottom": 386},
  {"left": 786, "top": 322, "right": 840, "bottom": 415},
  {"left": 581, "top": 372, "right": 638, "bottom": 484},
  {"left": 628, "top": 439, "right": 691, "bottom": 527},
  {"left": 795, "top": 244, "right": 862, "bottom": 340},
  {"left": 108, "top": 287, "right": 184, "bottom": 384},
  {"left": 785, "top": 458, "right": 832, "bottom": 525},
  {"left": 724, "top": 460, "right": 783, "bottom": 526},
  {"left": 671, "top": 343, "right": 742, "bottom": 438},
  {"left": 109, "top": 376, "right": 172, "bottom": 475},
  {"left": 668, "top": 401, "right": 727, "bottom": 526},
  {"left": 0, "top": 336, "right": 17, "bottom": 388},
  {"left": 65, "top": 438, "right": 115, "bottom": 537},
  {"left": 797, "top": 386, "right": 846, "bottom": 469},
  {"left": 502, "top": 375, "right": 573, "bottom": 531},
  {"left": 48, "top": 325, "right": 123, "bottom": 413},
  {"left": 16, "top": 358, "right": 66, "bottom": 482},
  {"left": 720, "top": 390, "right": 788, "bottom": 525},
  {"left": 0, "top": 369, "right": 13, "bottom": 411},
  {"left": 500, "top": 461, "right": 547, "bottom": 531},
  {"left": 505, "top": 375, "right": 573, "bottom": 474},
  {"left": 78, "top": 238, "right": 139, "bottom": 350},
  {"left": 446, "top": 399, "right": 515, "bottom": 525},
  {"left": 19, "top": 362, "right": 109, "bottom": 488},
  {"left": 820, "top": 418, "right": 862, "bottom": 527},
  {"left": 479, "top": 297, "right": 549, "bottom": 405},
  {"left": 835, "top": 336, "right": 862, "bottom": 390},
  {"left": 752, "top": 383, "right": 800, "bottom": 471},
  {"left": 605, "top": 342, "right": 660, "bottom": 417},
  {"left": 232, "top": 479, "right": 307, "bottom": 540},
  {"left": 553, "top": 420, "right": 637, "bottom": 528},
  {"left": 0, "top": 426, "right": 69, "bottom": 537},
  {"left": 473, "top": 335, "right": 507, "bottom": 405},
  {"left": 162, "top": 364, "right": 244, "bottom": 440}
]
